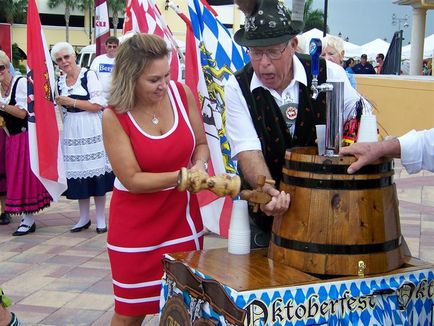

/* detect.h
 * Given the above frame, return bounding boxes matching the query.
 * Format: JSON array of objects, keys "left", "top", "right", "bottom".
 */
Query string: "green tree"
[
  {"left": 108, "top": 0, "right": 125, "bottom": 37},
  {"left": 302, "top": 0, "right": 327, "bottom": 33},
  {"left": 48, "top": 0, "right": 90, "bottom": 42},
  {"left": 0, "top": 0, "right": 28, "bottom": 24}
]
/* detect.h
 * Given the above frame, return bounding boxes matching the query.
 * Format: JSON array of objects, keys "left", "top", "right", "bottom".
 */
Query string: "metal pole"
[
  {"left": 89, "top": 5, "right": 92, "bottom": 44},
  {"left": 323, "top": 0, "right": 328, "bottom": 37},
  {"left": 325, "top": 81, "right": 344, "bottom": 156}
]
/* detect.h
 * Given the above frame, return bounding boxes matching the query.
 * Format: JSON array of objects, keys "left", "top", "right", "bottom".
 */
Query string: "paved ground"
[{"left": 0, "top": 160, "right": 433, "bottom": 325}]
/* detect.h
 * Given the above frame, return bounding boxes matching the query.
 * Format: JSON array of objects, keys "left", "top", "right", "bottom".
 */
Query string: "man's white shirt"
[
  {"left": 225, "top": 55, "right": 370, "bottom": 159},
  {"left": 90, "top": 54, "right": 115, "bottom": 101}
]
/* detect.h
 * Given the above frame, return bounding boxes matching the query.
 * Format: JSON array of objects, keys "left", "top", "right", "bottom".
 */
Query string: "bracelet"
[{"left": 73, "top": 99, "right": 77, "bottom": 108}]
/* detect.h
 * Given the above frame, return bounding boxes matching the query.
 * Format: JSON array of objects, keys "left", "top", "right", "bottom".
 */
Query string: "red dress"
[{"left": 107, "top": 81, "right": 204, "bottom": 316}]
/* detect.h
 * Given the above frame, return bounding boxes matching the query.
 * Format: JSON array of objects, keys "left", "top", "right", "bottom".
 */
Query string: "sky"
[{"left": 284, "top": 0, "right": 434, "bottom": 45}]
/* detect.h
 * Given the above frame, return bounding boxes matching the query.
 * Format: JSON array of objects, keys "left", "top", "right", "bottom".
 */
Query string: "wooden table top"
[{"left": 168, "top": 248, "right": 434, "bottom": 292}]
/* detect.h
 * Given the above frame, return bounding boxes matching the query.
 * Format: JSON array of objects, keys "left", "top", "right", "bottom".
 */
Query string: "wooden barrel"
[{"left": 268, "top": 147, "right": 406, "bottom": 276}]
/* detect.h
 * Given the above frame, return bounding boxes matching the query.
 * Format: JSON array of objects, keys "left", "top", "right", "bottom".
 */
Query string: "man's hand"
[
  {"left": 260, "top": 186, "right": 290, "bottom": 216},
  {"left": 340, "top": 140, "right": 400, "bottom": 174}
]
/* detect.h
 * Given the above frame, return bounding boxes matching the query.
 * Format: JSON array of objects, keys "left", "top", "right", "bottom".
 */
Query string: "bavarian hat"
[{"left": 234, "top": 0, "right": 301, "bottom": 47}]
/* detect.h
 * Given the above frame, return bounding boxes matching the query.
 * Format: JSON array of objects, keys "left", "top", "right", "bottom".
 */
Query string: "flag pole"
[
  {"left": 162, "top": 2, "right": 185, "bottom": 64},
  {"left": 323, "top": 0, "right": 328, "bottom": 37},
  {"left": 95, "top": 0, "right": 110, "bottom": 56}
]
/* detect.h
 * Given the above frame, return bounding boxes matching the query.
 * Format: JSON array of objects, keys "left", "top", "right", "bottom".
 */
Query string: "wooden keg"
[{"left": 268, "top": 147, "right": 406, "bottom": 276}]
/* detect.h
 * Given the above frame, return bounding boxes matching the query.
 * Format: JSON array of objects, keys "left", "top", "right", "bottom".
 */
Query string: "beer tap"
[
  {"left": 309, "top": 38, "right": 344, "bottom": 156},
  {"left": 309, "top": 38, "right": 332, "bottom": 100}
]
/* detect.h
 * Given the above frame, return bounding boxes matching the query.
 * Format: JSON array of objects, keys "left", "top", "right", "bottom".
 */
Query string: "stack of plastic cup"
[
  {"left": 228, "top": 200, "right": 251, "bottom": 255},
  {"left": 357, "top": 114, "right": 378, "bottom": 143}
]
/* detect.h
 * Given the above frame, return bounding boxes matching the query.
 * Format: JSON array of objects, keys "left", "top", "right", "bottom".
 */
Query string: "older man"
[{"left": 225, "top": 0, "right": 369, "bottom": 247}]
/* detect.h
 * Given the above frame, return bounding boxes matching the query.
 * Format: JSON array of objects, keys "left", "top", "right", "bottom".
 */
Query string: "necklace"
[
  {"left": 143, "top": 110, "right": 160, "bottom": 125},
  {"left": 143, "top": 98, "right": 165, "bottom": 125},
  {"left": 151, "top": 113, "right": 159, "bottom": 125},
  {"left": 1, "top": 78, "right": 12, "bottom": 97}
]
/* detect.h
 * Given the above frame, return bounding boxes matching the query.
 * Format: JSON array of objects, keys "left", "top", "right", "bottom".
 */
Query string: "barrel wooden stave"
[{"left": 269, "top": 147, "right": 405, "bottom": 276}]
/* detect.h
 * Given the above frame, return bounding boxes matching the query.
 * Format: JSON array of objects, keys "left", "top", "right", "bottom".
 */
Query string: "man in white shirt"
[
  {"left": 90, "top": 36, "right": 119, "bottom": 101},
  {"left": 340, "top": 129, "right": 434, "bottom": 174},
  {"left": 225, "top": 0, "right": 370, "bottom": 247}
]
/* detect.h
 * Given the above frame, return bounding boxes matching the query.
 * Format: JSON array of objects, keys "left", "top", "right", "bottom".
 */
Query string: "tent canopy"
[
  {"left": 402, "top": 34, "right": 434, "bottom": 59},
  {"left": 360, "top": 39, "right": 390, "bottom": 61},
  {"left": 300, "top": 28, "right": 362, "bottom": 58}
]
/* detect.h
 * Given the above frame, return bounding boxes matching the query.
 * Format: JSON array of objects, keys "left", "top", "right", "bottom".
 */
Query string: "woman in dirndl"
[
  {"left": 0, "top": 50, "right": 52, "bottom": 235},
  {"left": 51, "top": 42, "right": 114, "bottom": 234}
]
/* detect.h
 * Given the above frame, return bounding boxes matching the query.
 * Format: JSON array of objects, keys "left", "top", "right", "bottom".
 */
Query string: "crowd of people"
[{"left": 1, "top": 0, "right": 433, "bottom": 324}]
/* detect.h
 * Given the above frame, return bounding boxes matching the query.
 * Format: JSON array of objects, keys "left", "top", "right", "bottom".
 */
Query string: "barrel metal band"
[
  {"left": 271, "top": 233, "right": 402, "bottom": 255},
  {"left": 284, "top": 160, "right": 393, "bottom": 174},
  {"left": 282, "top": 174, "right": 393, "bottom": 189}
]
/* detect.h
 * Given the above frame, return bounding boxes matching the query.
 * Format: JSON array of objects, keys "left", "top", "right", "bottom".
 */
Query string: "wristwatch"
[
  {"left": 0, "top": 103, "right": 5, "bottom": 111},
  {"left": 196, "top": 159, "right": 208, "bottom": 172}
]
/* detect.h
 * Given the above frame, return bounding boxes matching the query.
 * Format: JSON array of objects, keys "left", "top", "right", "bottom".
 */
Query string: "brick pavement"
[{"left": 0, "top": 160, "right": 433, "bottom": 325}]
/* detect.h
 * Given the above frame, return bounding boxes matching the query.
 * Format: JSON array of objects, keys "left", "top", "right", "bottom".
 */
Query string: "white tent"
[
  {"left": 300, "top": 28, "right": 362, "bottom": 58},
  {"left": 360, "top": 39, "right": 390, "bottom": 61},
  {"left": 402, "top": 34, "right": 434, "bottom": 59}
]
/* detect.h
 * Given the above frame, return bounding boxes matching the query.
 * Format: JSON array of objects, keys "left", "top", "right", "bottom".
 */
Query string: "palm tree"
[
  {"left": 0, "top": 0, "right": 28, "bottom": 24},
  {"left": 284, "top": 0, "right": 327, "bottom": 33},
  {"left": 48, "top": 0, "right": 90, "bottom": 42},
  {"left": 302, "top": 0, "right": 327, "bottom": 33},
  {"left": 108, "top": 0, "right": 125, "bottom": 37}
]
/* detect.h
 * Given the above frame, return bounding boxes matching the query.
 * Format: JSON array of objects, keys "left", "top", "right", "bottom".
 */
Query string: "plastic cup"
[
  {"left": 357, "top": 115, "right": 378, "bottom": 143},
  {"left": 229, "top": 200, "right": 250, "bottom": 231},
  {"left": 228, "top": 229, "right": 251, "bottom": 255},
  {"left": 228, "top": 200, "right": 251, "bottom": 255},
  {"left": 315, "top": 124, "right": 326, "bottom": 155}
]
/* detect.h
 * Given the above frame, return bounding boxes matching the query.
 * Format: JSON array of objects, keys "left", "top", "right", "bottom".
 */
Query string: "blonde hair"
[
  {"left": 0, "top": 50, "right": 11, "bottom": 67},
  {"left": 50, "top": 42, "right": 75, "bottom": 62},
  {"left": 109, "top": 33, "right": 169, "bottom": 113},
  {"left": 322, "top": 35, "right": 345, "bottom": 61}
]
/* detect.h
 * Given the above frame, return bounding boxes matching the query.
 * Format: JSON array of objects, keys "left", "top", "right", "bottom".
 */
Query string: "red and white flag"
[
  {"left": 26, "top": 0, "right": 67, "bottom": 201},
  {"left": 95, "top": 0, "right": 110, "bottom": 56},
  {"left": 123, "top": 0, "right": 182, "bottom": 81}
]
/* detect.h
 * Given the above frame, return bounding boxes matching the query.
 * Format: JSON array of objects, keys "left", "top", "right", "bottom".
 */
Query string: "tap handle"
[{"left": 309, "top": 38, "right": 322, "bottom": 78}]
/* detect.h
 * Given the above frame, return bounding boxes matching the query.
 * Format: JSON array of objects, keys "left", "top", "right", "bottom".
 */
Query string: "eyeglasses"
[
  {"left": 106, "top": 44, "right": 118, "bottom": 49},
  {"left": 55, "top": 54, "right": 71, "bottom": 63},
  {"left": 248, "top": 45, "right": 288, "bottom": 61},
  {"left": 0, "top": 65, "right": 6, "bottom": 72}
]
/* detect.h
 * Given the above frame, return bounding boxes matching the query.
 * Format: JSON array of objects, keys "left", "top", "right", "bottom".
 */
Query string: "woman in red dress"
[{"left": 102, "top": 34, "right": 209, "bottom": 325}]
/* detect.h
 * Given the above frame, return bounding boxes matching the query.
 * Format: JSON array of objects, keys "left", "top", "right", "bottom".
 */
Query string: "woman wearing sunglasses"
[
  {"left": 0, "top": 50, "right": 52, "bottom": 235},
  {"left": 50, "top": 42, "right": 114, "bottom": 234}
]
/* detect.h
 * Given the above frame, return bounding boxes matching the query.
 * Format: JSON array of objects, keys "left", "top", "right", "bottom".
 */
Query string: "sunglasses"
[
  {"left": 0, "top": 65, "right": 6, "bottom": 72},
  {"left": 55, "top": 54, "right": 71, "bottom": 63},
  {"left": 106, "top": 45, "right": 117, "bottom": 49}
]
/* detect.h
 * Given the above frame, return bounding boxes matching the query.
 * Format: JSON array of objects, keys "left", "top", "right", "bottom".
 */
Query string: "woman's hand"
[
  {"left": 55, "top": 95, "right": 74, "bottom": 107},
  {"left": 191, "top": 159, "right": 207, "bottom": 172},
  {"left": 186, "top": 168, "right": 209, "bottom": 193}
]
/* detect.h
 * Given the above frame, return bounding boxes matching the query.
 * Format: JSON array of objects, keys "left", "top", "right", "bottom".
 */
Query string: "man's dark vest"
[
  {"left": 234, "top": 53, "right": 327, "bottom": 231},
  {"left": 0, "top": 76, "right": 28, "bottom": 135}
]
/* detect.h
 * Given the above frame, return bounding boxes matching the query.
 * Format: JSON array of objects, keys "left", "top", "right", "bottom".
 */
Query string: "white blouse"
[{"left": 1, "top": 76, "right": 27, "bottom": 111}]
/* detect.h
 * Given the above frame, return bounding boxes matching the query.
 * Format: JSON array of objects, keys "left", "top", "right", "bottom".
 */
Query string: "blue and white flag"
[{"left": 187, "top": 0, "right": 249, "bottom": 236}]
